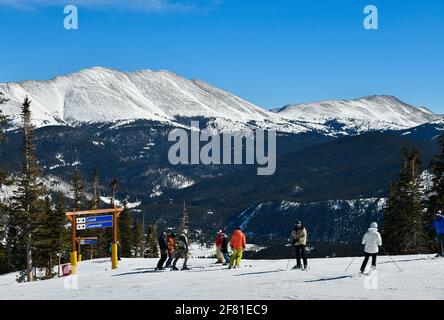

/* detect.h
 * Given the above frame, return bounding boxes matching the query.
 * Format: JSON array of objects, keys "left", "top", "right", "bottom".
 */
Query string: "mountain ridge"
[{"left": 0, "top": 67, "right": 440, "bottom": 135}]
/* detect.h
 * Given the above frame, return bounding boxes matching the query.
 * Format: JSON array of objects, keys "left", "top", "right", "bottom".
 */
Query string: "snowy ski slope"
[{"left": 0, "top": 255, "right": 442, "bottom": 300}]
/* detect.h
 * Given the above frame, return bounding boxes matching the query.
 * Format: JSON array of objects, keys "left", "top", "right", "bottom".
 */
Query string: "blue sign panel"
[
  {"left": 80, "top": 239, "right": 98, "bottom": 245},
  {"left": 85, "top": 221, "right": 113, "bottom": 230},
  {"left": 85, "top": 215, "right": 113, "bottom": 223}
]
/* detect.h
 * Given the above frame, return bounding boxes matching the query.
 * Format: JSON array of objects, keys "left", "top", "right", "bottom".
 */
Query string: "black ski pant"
[
  {"left": 156, "top": 249, "right": 168, "bottom": 269},
  {"left": 173, "top": 249, "right": 189, "bottom": 269},
  {"left": 165, "top": 251, "right": 174, "bottom": 267},
  {"left": 437, "top": 234, "right": 444, "bottom": 256},
  {"left": 361, "top": 252, "right": 377, "bottom": 272},
  {"left": 294, "top": 245, "right": 308, "bottom": 268}
]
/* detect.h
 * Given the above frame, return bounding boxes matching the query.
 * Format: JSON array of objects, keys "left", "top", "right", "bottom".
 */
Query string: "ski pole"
[
  {"left": 345, "top": 257, "right": 356, "bottom": 272},
  {"left": 381, "top": 247, "right": 402, "bottom": 272}
]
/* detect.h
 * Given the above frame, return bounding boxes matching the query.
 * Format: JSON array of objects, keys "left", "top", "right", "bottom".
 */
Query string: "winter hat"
[
  {"left": 370, "top": 222, "right": 378, "bottom": 229},
  {"left": 437, "top": 210, "right": 443, "bottom": 217}
]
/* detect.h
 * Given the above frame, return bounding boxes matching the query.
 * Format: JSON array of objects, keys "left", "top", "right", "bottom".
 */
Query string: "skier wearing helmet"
[
  {"left": 291, "top": 221, "right": 308, "bottom": 270},
  {"left": 360, "top": 222, "right": 382, "bottom": 274},
  {"left": 172, "top": 231, "right": 190, "bottom": 271},
  {"left": 155, "top": 231, "right": 168, "bottom": 270}
]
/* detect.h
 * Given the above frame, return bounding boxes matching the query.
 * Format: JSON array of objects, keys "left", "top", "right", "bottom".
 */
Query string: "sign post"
[
  {"left": 70, "top": 211, "right": 77, "bottom": 274},
  {"left": 112, "top": 207, "right": 118, "bottom": 270},
  {"left": 66, "top": 208, "right": 123, "bottom": 274},
  {"left": 75, "top": 237, "right": 99, "bottom": 262}
]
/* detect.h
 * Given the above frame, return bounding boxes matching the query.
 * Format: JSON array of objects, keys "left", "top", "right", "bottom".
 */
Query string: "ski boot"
[
  {"left": 171, "top": 266, "right": 179, "bottom": 271},
  {"left": 292, "top": 265, "right": 301, "bottom": 270}
]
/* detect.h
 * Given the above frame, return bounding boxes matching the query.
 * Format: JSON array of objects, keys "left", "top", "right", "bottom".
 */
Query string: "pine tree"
[
  {"left": 132, "top": 223, "right": 145, "bottom": 258},
  {"left": 0, "top": 92, "right": 9, "bottom": 186},
  {"left": 424, "top": 135, "right": 444, "bottom": 249},
  {"left": 147, "top": 223, "right": 159, "bottom": 258},
  {"left": 8, "top": 97, "right": 46, "bottom": 282},
  {"left": 119, "top": 201, "right": 133, "bottom": 258},
  {"left": 110, "top": 178, "right": 119, "bottom": 207},
  {"left": 179, "top": 201, "right": 189, "bottom": 235},
  {"left": 33, "top": 197, "right": 54, "bottom": 278},
  {"left": 0, "top": 201, "right": 8, "bottom": 274},
  {"left": 37, "top": 194, "right": 69, "bottom": 278},
  {"left": 90, "top": 169, "right": 101, "bottom": 210},
  {"left": 72, "top": 169, "right": 87, "bottom": 211},
  {"left": 0, "top": 92, "right": 9, "bottom": 274},
  {"left": 383, "top": 148, "right": 427, "bottom": 254}
]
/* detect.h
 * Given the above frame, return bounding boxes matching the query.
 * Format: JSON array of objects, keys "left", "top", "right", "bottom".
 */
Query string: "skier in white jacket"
[{"left": 360, "top": 222, "right": 382, "bottom": 274}]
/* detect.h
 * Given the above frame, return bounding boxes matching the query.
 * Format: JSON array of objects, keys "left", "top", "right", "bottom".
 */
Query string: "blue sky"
[{"left": 0, "top": 0, "right": 443, "bottom": 112}]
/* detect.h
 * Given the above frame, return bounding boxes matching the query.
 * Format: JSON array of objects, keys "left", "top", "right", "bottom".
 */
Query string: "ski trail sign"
[
  {"left": 67, "top": 207, "right": 123, "bottom": 272},
  {"left": 76, "top": 221, "right": 113, "bottom": 230},
  {"left": 76, "top": 215, "right": 113, "bottom": 230}
]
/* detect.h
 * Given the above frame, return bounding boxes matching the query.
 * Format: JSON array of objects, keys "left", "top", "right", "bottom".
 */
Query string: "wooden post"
[
  {"left": 77, "top": 238, "right": 82, "bottom": 262},
  {"left": 111, "top": 209, "right": 118, "bottom": 269},
  {"left": 58, "top": 253, "right": 61, "bottom": 278},
  {"left": 70, "top": 216, "right": 78, "bottom": 274}
]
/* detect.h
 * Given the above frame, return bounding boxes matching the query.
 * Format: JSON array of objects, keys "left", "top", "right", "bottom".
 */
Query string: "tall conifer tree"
[
  {"left": 9, "top": 97, "right": 46, "bottom": 282},
  {"left": 119, "top": 201, "right": 133, "bottom": 258},
  {"left": 383, "top": 148, "right": 427, "bottom": 254}
]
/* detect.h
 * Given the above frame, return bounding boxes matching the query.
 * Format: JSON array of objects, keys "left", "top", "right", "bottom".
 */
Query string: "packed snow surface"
[{"left": 0, "top": 255, "right": 442, "bottom": 300}]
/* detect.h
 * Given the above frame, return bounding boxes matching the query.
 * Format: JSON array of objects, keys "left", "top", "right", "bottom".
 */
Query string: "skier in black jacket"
[
  {"left": 156, "top": 232, "right": 168, "bottom": 270},
  {"left": 220, "top": 231, "right": 230, "bottom": 265}
]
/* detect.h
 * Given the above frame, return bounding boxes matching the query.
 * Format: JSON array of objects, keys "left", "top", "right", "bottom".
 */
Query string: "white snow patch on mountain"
[
  {"left": 99, "top": 197, "right": 141, "bottom": 209},
  {"left": 276, "top": 95, "right": 441, "bottom": 133},
  {"left": 0, "top": 175, "right": 74, "bottom": 203}
]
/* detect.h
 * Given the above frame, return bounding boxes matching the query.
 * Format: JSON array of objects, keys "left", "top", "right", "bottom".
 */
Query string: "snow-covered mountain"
[
  {"left": 0, "top": 67, "right": 440, "bottom": 134},
  {"left": 0, "top": 67, "right": 296, "bottom": 132},
  {"left": 275, "top": 95, "right": 441, "bottom": 133}
]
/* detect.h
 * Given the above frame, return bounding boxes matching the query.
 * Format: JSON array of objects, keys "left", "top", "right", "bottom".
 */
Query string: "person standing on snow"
[
  {"left": 172, "top": 231, "right": 190, "bottom": 271},
  {"left": 360, "top": 222, "right": 382, "bottom": 274},
  {"left": 156, "top": 232, "right": 168, "bottom": 270},
  {"left": 431, "top": 211, "right": 444, "bottom": 257},
  {"left": 215, "top": 229, "right": 225, "bottom": 264},
  {"left": 221, "top": 231, "right": 230, "bottom": 265},
  {"left": 229, "top": 227, "right": 246, "bottom": 269},
  {"left": 291, "top": 221, "right": 308, "bottom": 270},
  {"left": 164, "top": 233, "right": 175, "bottom": 268}
]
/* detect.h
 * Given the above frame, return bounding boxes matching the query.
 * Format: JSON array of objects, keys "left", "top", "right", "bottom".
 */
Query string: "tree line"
[
  {"left": 383, "top": 143, "right": 444, "bottom": 255},
  {"left": 0, "top": 94, "right": 160, "bottom": 281}
]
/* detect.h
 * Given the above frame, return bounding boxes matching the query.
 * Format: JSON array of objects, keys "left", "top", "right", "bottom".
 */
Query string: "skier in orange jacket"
[
  {"left": 229, "top": 227, "right": 246, "bottom": 269},
  {"left": 164, "top": 233, "right": 175, "bottom": 268}
]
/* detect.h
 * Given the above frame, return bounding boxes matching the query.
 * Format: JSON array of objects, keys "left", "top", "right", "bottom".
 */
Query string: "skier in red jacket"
[{"left": 215, "top": 229, "right": 226, "bottom": 263}]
